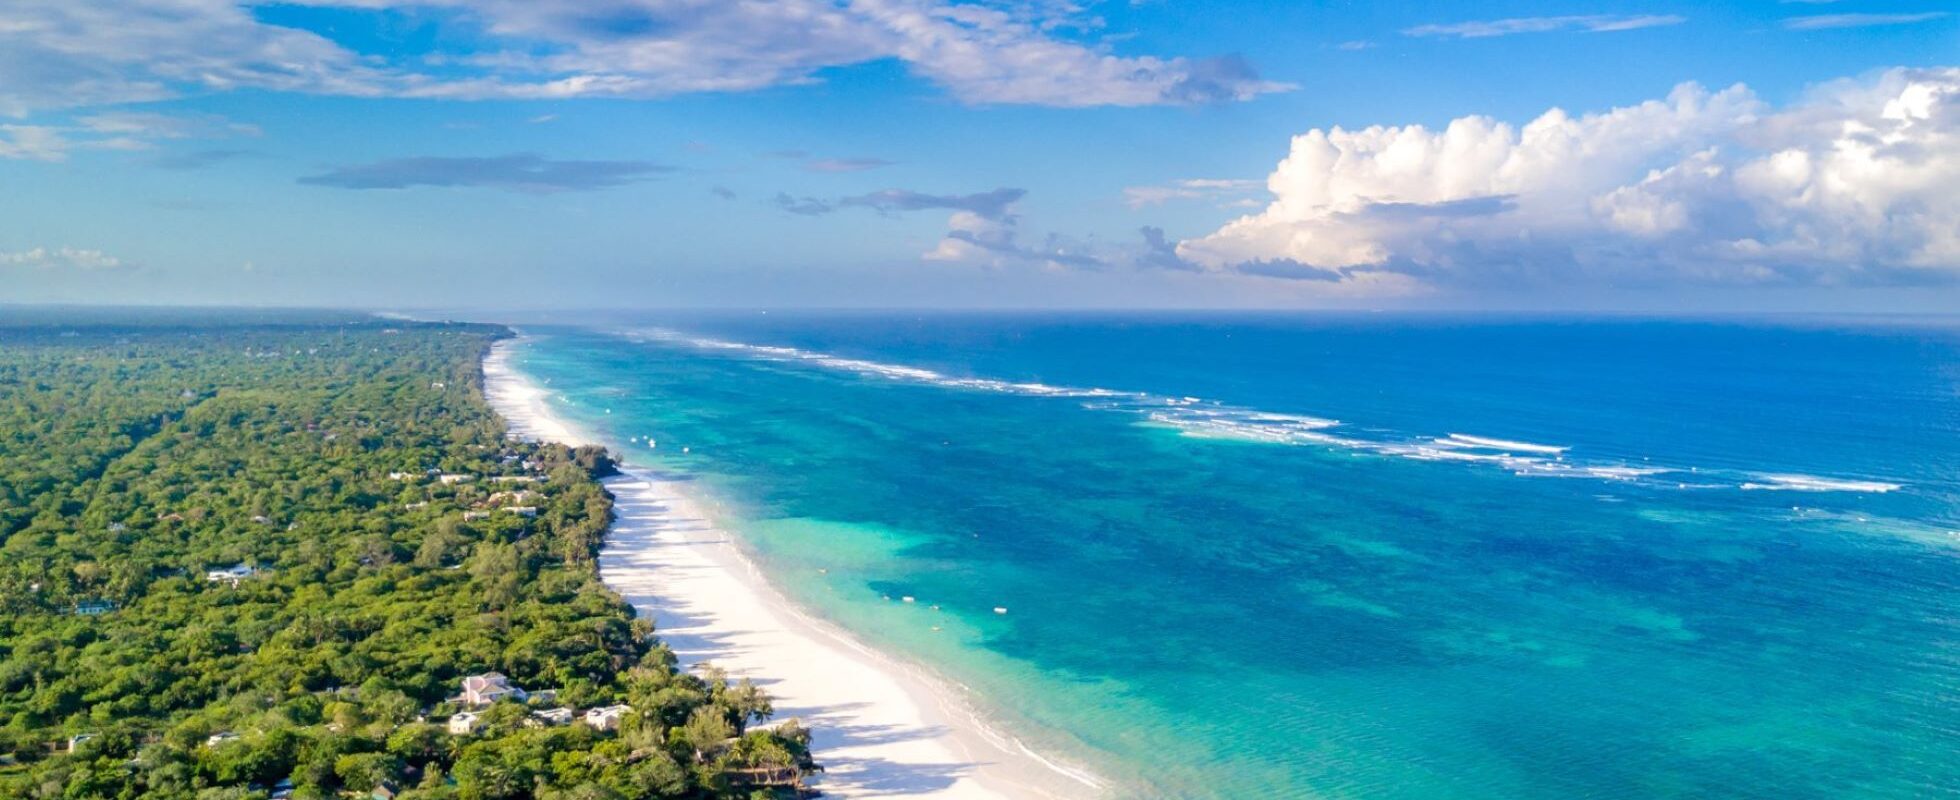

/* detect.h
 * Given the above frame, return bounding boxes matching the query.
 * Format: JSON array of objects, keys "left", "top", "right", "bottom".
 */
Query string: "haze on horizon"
[{"left": 1, "top": 1, "right": 1956, "bottom": 312}]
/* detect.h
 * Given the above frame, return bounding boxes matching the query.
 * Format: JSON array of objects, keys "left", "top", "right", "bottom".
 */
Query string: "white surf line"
[{"left": 624, "top": 328, "right": 1907, "bottom": 495}]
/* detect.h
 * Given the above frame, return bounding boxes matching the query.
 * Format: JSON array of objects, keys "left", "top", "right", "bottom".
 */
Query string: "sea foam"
[{"left": 629, "top": 328, "right": 1906, "bottom": 496}]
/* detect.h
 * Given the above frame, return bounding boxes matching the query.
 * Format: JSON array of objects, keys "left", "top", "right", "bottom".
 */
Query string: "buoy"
[{"left": 682, "top": 446, "right": 690, "bottom": 453}]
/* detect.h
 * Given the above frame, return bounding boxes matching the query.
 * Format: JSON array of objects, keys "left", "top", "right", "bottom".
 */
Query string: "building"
[
  {"left": 73, "top": 599, "right": 116, "bottom": 616},
  {"left": 371, "top": 781, "right": 401, "bottom": 800},
  {"left": 459, "top": 672, "right": 526, "bottom": 705},
  {"left": 502, "top": 506, "right": 539, "bottom": 517},
  {"left": 205, "top": 731, "right": 241, "bottom": 747},
  {"left": 67, "top": 734, "right": 94, "bottom": 752},
  {"left": 529, "top": 707, "right": 575, "bottom": 727},
  {"left": 437, "top": 473, "right": 475, "bottom": 484},
  {"left": 447, "top": 711, "right": 480, "bottom": 735},
  {"left": 206, "top": 564, "right": 256, "bottom": 583},
  {"left": 582, "top": 704, "right": 632, "bottom": 731}
]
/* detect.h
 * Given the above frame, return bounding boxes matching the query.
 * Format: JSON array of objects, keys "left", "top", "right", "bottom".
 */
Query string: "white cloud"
[
  {"left": 1123, "top": 178, "right": 1264, "bottom": 208},
  {"left": 1177, "top": 67, "right": 1960, "bottom": 290},
  {"left": 1403, "top": 14, "right": 1685, "bottom": 39},
  {"left": 0, "top": 246, "right": 129, "bottom": 270},
  {"left": 0, "top": 0, "right": 1288, "bottom": 114},
  {"left": 1782, "top": 12, "right": 1949, "bottom": 30},
  {"left": 0, "top": 125, "right": 71, "bottom": 160},
  {"left": 0, "top": 110, "right": 256, "bottom": 160}
]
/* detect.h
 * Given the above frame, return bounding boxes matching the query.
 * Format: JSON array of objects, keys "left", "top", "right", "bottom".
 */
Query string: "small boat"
[
  {"left": 901, "top": 596, "right": 916, "bottom": 603},
  {"left": 993, "top": 607, "right": 1008, "bottom": 615}
]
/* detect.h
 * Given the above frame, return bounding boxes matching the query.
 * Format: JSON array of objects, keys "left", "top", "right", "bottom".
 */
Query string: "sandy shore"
[{"left": 482, "top": 339, "right": 1100, "bottom": 800}]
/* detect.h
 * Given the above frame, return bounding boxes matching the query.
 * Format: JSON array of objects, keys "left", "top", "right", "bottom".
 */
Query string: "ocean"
[{"left": 501, "top": 313, "right": 1960, "bottom": 799}]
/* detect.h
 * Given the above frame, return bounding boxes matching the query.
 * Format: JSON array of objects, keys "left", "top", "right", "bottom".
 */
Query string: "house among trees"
[
  {"left": 66, "top": 734, "right": 93, "bottom": 753},
  {"left": 460, "top": 672, "right": 526, "bottom": 705},
  {"left": 446, "top": 712, "right": 480, "bottom": 736},
  {"left": 503, "top": 506, "right": 539, "bottom": 517},
  {"left": 371, "top": 780, "right": 401, "bottom": 800},
  {"left": 437, "top": 473, "right": 476, "bottom": 484},
  {"left": 205, "top": 564, "right": 257, "bottom": 584},
  {"left": 73, "top": 599, "right": 116, "bottom": 616},
  {"left": 529, "top": 707, "right": 575, "bottom": 727},
  {"left": 204, "top": 731, "right": 240, "bottom": 748},
  {"left": 581, "top": 704, "right": 631, "bottom": 731}
]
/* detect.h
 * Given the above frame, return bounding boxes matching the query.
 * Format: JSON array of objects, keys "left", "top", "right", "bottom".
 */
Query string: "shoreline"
[{"left": 482, "top": 337, "right": 1102, "bottom": 800}]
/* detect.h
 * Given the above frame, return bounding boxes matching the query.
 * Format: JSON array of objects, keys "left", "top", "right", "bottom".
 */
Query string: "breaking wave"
[{"left": 628, "top": 329, "right": 1905, "bottom": 496}]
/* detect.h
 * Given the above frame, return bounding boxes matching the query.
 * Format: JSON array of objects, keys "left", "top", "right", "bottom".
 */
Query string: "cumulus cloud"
[
  {"left": 298, "top": 154, "right": 673, "bottom": 191},
  {"left": 0, "top": 246, "right": 128, "bottom": 270},
  {"left": 0, "top": 0, "right": 1287, "bottom": 114},
  {"left": 924, "top": 209, "right": 1103, "bottom": 268},
  {"left": 1176, "top": 67, "right": 1960, "bottom": 291},
  {"left": 770, "top": 184, "right": 1099, "bottom": 267},
  {"left": 1404, "top": 14, "right": 1686, "bottom": 39}
]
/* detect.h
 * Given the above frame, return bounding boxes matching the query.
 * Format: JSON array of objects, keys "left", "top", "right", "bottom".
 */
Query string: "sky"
[{"left": 0, "top": 0, "right": 1955, "bottom": 311}]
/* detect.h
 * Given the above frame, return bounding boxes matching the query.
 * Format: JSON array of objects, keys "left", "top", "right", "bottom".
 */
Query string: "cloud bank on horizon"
[{"left": 1173, "top": 67, "right": 1960, "bottom": 293}]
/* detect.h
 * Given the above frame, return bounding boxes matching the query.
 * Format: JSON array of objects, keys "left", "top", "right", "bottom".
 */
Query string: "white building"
[
  {"left": 582, "top": 704, "right": 632, "bottom": 731},
  {"left": 460, "top": 672, "right": 526, "bottom": 706},
  {"left": 447, "top": 712, "right": 480, "bottom": 735},
  {"left": 206, "top": 564, "right": 256, "bottom": 583},
  {"left": 529, "top": 707, "right": 575, "bottom": 727}
]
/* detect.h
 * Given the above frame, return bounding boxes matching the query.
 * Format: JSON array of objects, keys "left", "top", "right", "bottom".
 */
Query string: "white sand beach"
[{"left": 482, "top": 339, "right": 1099, "bottom": 800}]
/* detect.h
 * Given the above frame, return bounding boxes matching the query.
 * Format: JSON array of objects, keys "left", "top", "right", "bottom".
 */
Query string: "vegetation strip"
[{"left": 0, "top": 318, "right": 815, "bottom": 799}]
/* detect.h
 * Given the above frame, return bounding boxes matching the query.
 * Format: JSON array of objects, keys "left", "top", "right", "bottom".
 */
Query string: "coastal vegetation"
[{"left": 0, "top": 317, "right": 814, "bottom": 799}]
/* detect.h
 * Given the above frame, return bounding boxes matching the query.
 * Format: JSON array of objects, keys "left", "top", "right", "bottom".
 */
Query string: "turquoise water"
[{"left": 508, "top": 314, "right": 1960, "bottom": 799}]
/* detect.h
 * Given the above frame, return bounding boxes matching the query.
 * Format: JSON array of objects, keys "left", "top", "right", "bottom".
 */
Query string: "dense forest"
[{"left": 0, "top": 317, "right": 814, "bottom": 799}]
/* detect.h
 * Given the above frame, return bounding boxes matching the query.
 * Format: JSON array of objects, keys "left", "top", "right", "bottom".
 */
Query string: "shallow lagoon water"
[{"left": 510, "top": 314, "right": 1960, "bottom": 799}]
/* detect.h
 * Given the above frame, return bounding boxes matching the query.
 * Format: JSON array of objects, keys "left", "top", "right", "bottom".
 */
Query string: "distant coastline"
[{"left": 482, "top": 336, "right": 1103, "bottom": 800}]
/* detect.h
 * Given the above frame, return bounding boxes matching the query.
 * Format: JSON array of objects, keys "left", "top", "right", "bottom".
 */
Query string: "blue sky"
[{"left": 0, "top": 1, "right": 1955, "bottom": 310}]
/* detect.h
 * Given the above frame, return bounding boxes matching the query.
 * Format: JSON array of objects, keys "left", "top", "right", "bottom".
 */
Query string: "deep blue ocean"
[{"left": 506, "top": 313, "right": 1960, "bottom": 799}]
